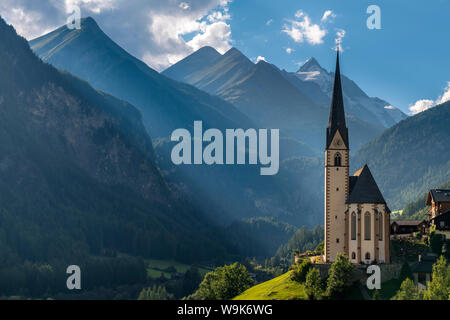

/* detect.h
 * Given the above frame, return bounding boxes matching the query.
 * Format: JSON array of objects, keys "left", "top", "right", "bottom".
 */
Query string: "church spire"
[{"left": 326, "top": 45, "right": 348, "bottom": 149}]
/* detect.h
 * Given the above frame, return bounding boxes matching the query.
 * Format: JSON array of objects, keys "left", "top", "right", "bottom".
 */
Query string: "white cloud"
[
  {"left": 179, "top": 2, "right": 190, "bottom": 10},
  {"left": 384, "top": 105, "right": 396, "bottom": 110},
  {"left": 282, "top": 10, "right": 327, "bottom": 45},
  {"left": 286, "top": 47, "right": 293, "bottom": 54},
  {"left": 255, "top": 56, "right": 266, "bottom": 63},
  {"left": 294, "top": 10, "right": 304, "bottom": 19},
  {"left": 409, "top": 82, "right": 450, "bottom": 115},
  {"left": 335, "top": 28, "right": 346, "bottom": 51},
  {"left": 321, "top": 10, "right": 335, "bottom": 22},
  {"left": 266, "top": 18, "right": 273, "bottom": 26},
  {"left": 64, "top": 0, "right": 116, "bottom": 14},
  {"left": 187, "top": 21, "right": 231, "bottom": 53},
  {"left": 436, "top": 82, "right": 450, "bottom": 105},
  {"left": 409, "top": 99, "right": 434, "bottom": 115},
  {"left": 0, "top": 0, "right": 234, "bottom": 71}
]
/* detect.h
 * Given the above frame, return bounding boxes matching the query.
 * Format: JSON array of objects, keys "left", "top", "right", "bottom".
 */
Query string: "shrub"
[
  {"left": 304, "top": 268, "right": 323, "bottom": 300},
  {"left": 194, "top": 263, "right": 254, "bottom": 300},
  {"left": 325, "top": 254, "right": 354, "bottom": 298},
  {"left": 291, "top": 259, "right": 312, "bottom": 283},
  {"left": 392, "top": 278, "right": 418, "bottom": 300}
]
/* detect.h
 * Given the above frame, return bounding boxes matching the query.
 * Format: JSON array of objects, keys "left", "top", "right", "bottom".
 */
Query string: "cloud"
[
  {"left": 436, "top": 82, "right": 450, "bottom": 105},
  {"left": 384, "top": 105, "right": 396, "bottom": 110},
  {"left": 266, "top": 18, "right": 273, "bottom": 26},
  {"left": 64, "top": 0, "right": 116, "bottom": 14},
  {"left": 321, "top": 10, "right": 335, "bottom": 22},
  {"left": 187, "top": 21, "right": 231, "bottom": 53},
  {"left": 409, "top": 99, "right": 435, "bottom": 115},
  {"left": 286, "top": 47, "right": 293, "bottom": 54},
  {"left": 334, "top": 28, "right": 346, "bottom": 51},
  {"left": 256, "top": 56, "right": 266, "bottom": 63},
  {"left": 0, "top": 0, "right": 234, "bottom": 71},
  {"left": 282, "top": 10, "right": 327, "bottom": 45},
  {"left": 179, "top": 2, "right": 190, "bottom": 10},
  {"left": 409, "top": 82, "right": 450, "bottom": 115}
]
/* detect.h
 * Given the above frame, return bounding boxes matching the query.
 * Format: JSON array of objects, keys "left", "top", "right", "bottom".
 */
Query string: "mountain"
[
  {"left": 287, "top": 57, "right": 407, "bottom": 127},
  {"left": 353, "top": 100, "right": 450, "bottom": 210},
  {"left": 400, "top": 181, "right": 450, "bottom": 220},
  {"left": 30, "top": 18, "right": 251, "bottom": 140},
  {"left": 30, "top": 18, "right": 323, "bottom": 227},
  {"left": 0, "top": 16, "right": 234, "bottom": 267},
  {"left": 162, "top": 47, "right": 399, "bottom": 152}
]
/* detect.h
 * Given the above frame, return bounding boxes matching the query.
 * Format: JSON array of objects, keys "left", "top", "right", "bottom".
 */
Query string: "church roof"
[
  {"left": 347, "top": 165, "right": 386, "bottom": 204},
  {"left": 326, "top": 48, "right": 348, "bottom": 149}
]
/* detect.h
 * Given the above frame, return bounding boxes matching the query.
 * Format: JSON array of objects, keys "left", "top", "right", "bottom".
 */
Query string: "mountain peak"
[
  {"left": 222, "top": 47, "right": 253, "bottom": 67},
  {"left": 80, "top": 17, "right": 101, "bottom": 32},
  {"left": 298, "top": 57, "right": 322, "bottom": 72},
  {"left": 197, "top": 46, "right": 220, "bottom": 55},
  {"left": 224, "top": 47, "right": 246, "bottom": 58}
]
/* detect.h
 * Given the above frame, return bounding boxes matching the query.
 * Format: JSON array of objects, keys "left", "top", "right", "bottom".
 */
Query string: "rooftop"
[{"left": 426, "top": 189, "right": 450, "bottom": 205}]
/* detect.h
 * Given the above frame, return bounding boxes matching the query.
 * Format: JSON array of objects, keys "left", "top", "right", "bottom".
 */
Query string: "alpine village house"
[{"left": 324, "top": 48, "right": 391, "bottom": 265}]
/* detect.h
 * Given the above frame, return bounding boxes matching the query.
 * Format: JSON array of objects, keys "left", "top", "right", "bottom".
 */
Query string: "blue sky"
[
  {"left": 1, "top": 0, "right": 449, "bottom": 114},
  {"left": 226, "top": 0, "right": 450, "bottom": 114}
]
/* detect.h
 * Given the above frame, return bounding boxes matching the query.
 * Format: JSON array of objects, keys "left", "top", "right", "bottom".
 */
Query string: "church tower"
[{"left": 324, "top": 48, "right": 349, "bottom": 263}]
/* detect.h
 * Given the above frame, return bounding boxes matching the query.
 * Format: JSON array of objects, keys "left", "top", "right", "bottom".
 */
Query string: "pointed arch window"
[
  {"left": 351, "top": 212, "right": 356, "bottom": 240},
  {"left": 334, "top": 153, "right": 342, "bottom": 166},
  {"left": 364, "top": 212, "right": 371, "bottom": 240},
  {"left": 351, "top": 252, "right": 356, "bottom": 260},
  {"left": 365, "top": 252, "right": 371, "bottom": 260}
]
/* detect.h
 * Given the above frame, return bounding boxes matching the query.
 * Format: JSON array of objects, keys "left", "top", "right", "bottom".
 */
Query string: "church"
[{"left": 324, "top": 49, "right": 391, "bottom": 264}]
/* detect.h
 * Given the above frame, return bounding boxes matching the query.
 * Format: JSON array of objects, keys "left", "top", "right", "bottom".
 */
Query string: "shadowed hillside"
[{"left": 353, "top": 100, "right": 450, "bottom": 210}]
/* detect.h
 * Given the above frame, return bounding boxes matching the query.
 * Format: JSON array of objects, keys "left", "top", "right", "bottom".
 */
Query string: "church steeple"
[{"left": 326, "top": 47, "right": 348, "bottom": 149}]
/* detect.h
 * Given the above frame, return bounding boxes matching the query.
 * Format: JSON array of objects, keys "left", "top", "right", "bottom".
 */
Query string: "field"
[{"left": 234, "top": 271, "right": 307, "bottom": 300}]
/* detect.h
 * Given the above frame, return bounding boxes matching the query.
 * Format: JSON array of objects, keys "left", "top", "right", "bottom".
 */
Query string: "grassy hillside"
[
  {"left": 234, "top": 271, "right": 307, "bottom": 300},
  {"left": 353, "top": 100, "right": 450, "bottom": 210}
]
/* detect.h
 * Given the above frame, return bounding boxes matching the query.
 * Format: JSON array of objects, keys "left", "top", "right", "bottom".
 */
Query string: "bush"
[
  {"left": 291, "top": 259, "right": 312, "bottom": 283},
  {"left": 138, "top": 285, "right": 172, "bottom": 300},
  {"left": 304, "top": 268, "right": 323, "bottom": 300},
  {"left": 422, "top": 256, "right": 449, "bottom": 300},
  {"left": 392, "top": 278, "right": 419, "bottom": 300},
  {"left": 430, "top": 233, "right": 445, "bottom": 255},
  {"left": 194, "top": 263, "right": 254, "bottom": 300},
  {"left": 325, "top": 254, "right": 354, "bottom": 298}
]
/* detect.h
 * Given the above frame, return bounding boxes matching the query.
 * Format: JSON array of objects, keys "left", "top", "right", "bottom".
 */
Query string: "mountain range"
[
  {"left": 163, "top": 46, "right": 407, "bottom": 152},
  {"left": 27, "top": 16, "right": 443, "bottom": 254},
  {"left": 353, "top": 100, "right": 450, "bottom": 210},
  {"left": 0, "top": 16, "right": 236, "bottom": 266},
  {"left": 30, "top": 18, "right": 324, "bottom": 227}
]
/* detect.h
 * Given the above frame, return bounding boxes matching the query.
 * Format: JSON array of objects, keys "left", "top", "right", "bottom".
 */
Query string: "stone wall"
[{"left": 312, "top": 263, "right": 402, "bottom": 284}]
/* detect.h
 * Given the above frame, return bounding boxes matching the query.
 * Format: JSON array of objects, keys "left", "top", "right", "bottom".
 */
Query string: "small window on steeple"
[{"left": 334, "top": 153, "right": 342, "bottom": 166}]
